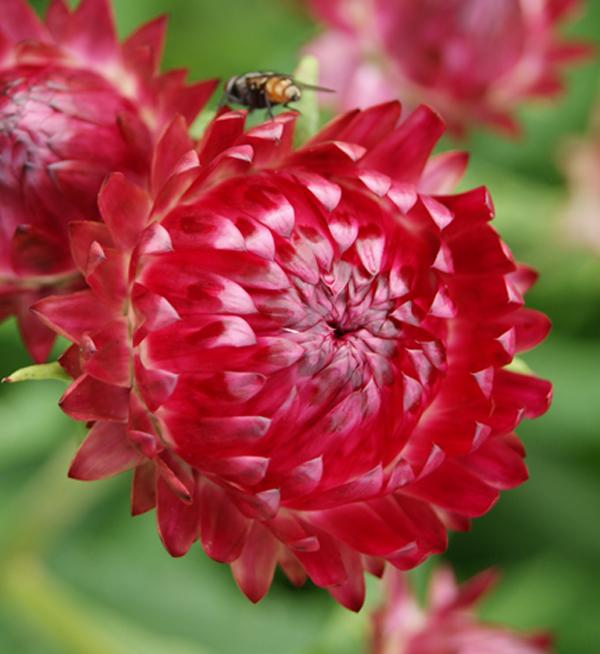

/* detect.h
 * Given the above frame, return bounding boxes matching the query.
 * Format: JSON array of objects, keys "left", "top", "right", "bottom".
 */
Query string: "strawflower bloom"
[
  {"left": 34, "top": 102, "right": 551, "bottom": 609},
  {"left": 372, "top": 566, "right": 552, "bottom": 654},
  {"left": 560, "top": 107, "right": 600, "bottom": 255},
  {"left": 305, "top": 0, "right": 591, "bottom": 135},
  {"left": 0, "top": 0, "right": 216, "bottom": 361}
]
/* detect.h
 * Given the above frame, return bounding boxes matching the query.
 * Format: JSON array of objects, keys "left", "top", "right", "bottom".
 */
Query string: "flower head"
[
  {"left": 0, "top": 0, "right": 217, "bottom": 361},
  {"left": 305, "top": 0, "right": 591, "bottom": 135},
  {"left": 34, "top": 103, "right": 551, "bottom": 609},
  {"left": 373, "top": 567, "right": 552, "bottom": 654}
]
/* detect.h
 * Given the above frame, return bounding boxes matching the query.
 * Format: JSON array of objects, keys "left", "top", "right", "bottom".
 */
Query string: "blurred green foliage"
[{"left": 1, "top": 1, "right": 600, "bottom": 653}]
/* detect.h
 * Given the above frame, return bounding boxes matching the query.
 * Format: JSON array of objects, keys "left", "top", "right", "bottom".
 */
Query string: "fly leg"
[{"left": 265, "top": 95, "right": 275, "bottom": 121}]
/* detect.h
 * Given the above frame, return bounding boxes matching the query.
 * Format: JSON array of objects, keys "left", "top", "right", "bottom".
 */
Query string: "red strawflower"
[
  {"left": 372, "top": 566, "right": 552, "bottom": 654},
  {"left": 305, "top": 0, "right": 592, "bottom": 135},
  {"left": 34, "top": 103, "right": 551, "bottom": 609},
  {"left": 0, "top": 0, "right": 217, "bottom": 361}
]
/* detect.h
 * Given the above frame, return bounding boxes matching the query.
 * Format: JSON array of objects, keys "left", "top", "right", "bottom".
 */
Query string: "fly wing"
[{"left": 295, "top": 80, "right": 335, "bottom": 93}]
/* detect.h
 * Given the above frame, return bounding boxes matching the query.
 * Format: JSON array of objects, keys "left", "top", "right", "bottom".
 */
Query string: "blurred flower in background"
[
  {"left": 305, "top": 0, "right": 591, "bottom": 135},
  {"left": 34, "top": 100, "right": 550, "bottom": 609},
  {"left": 372, "top": 566, "right": 552, "bottom": 654},
  {"left": 560, "top": 105, "right": 600, "bottom": 254},
  {"left": 0, "top": 0, "right": 216, "bottom": 362}
]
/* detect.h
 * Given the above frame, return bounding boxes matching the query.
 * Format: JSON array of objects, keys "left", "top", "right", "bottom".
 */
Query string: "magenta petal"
[
  {"left": 198, "top": 482, "right": 250, "bottom": 562},
  {"left": 465, "top": 435, "right": 528, "bottom": 491},
  {"left": 69, "top": 421, "right": 144, "bottom": 480},
  {"left": 494, "top": 370, "right": 553, "bottom": 419},
  {"left": 69, "top": 221, "right": 113, "bottom": 273},
  {"left": 337, "top": 102, "right": 402, "bottom": 149},
  {"left": 134, "top": 357, "right": 178, "bottom": 411},
  {"left": 308, "top": 108, "right": 361, "bottom": 145},
  {"left": 407, "top": 460, "right": 499, "bottom": 517},
  {"left": 131, "top": 462, "right": 156, "bottom": 515},
  {"left": 16, "top": 307, "right": 56, "bottom": 363},
  {"left": 1, "top": 0, "right": 47, "bottom": 42},
  {"left": 314, "top": 503, "right": 415, "bottom": 556},
  {"left": 328, "top": 547, "right": 365, "bottom": 611},
  {"left": 59, "top": 374, "right": 130, "bottom": 422},
  {"left": 197, "top": 111, "right": 246, "bottom": 164},
  {"left": 294, "top": 525, "right": 347, "bottom": 587},
  {"left": 156, "top": 476, "right": 197, "bottom": 557},
  {"left": 512, "top": 308, "right": 552, "bottom": 353},
  {"left": 231, "top": 522, "right": 278, "bottom": 603},
  {"left": 151, "top": 115, "right": 196, "bottom": 194},
  {"left": 98, "top": 174, "right": 151, "bottom": 248},
  {"left": 122, "top": 15, "right": 166, "bottom": 74},
  {"left": 32, "top": 291, "right": 114, "bottom": 342},
  {"left": 297, "top": 466, "right": 383, "bottom": 510},
  {"left": 230, "top": 488, "right": 280, "bottom": 521},
  {"left": 168, "top": 78, "right": 219, "bottom": 126},
  {"left": 420, "top": 151, "right": 469, "bottom": 195},
  {"left": 280, "top": 458, "right": 324, "bottom": 499},
  {"left": 361, "top": 106, "right": 444, "bottom": 183},
  {"left": 169, "top": 416, "right": 270, "bottom": 463},
  {"left": 207, "top": 456, "right": 269, "bottom": 486},
  {"left": 83, "top": 319, "right": 131, "bottom": 386},
  {"left": 62, "top": 0, "right": 117, "bottom": 62},
  {"left": 10, "top": 224, "right": 70, "bottom": 276}
]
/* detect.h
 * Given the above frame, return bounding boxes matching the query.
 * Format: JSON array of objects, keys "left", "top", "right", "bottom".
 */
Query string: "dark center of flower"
[{"left": 327, "top": 321, "right": 353, "bottom": 339}]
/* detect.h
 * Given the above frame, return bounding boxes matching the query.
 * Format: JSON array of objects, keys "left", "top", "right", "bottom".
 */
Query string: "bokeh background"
[{"left": 1, "top": 1, "right": 599, "bottom": 653}]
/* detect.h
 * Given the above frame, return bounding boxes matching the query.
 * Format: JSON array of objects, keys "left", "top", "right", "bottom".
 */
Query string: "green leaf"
[
  {"left": 3, "top": 362, "right": 71, "bottom": 384},
  {"left": 293, "top": 55, "right": 321, "bottom": 147}
]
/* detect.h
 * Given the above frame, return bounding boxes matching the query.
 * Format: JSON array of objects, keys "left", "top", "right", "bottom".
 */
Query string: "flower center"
[{"left": 327, "top": 321, "right": 354, "bottom": 339}]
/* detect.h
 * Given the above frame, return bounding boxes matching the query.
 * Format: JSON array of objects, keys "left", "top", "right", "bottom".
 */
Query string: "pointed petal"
[
  {"left": 156, "top": 476, "right": 197, "bottom": 557},
  {"left": 151, "top": 115, "right": 196, "bottom": 194},
  {"left": 134, "top": 357, "right": 178, "bottom": 411},
  {"left": 465, "top": 434, "right": 528, "bottom": 490},
  {"left": 337, "top": 101, "right": 402, "bottom": 149},
  {"left": 166, "top": 78, "right": 219, "bottom": 125},
  {"left": 98, "top": 173, "right": 151, "bottom": 248},
  {"left": 361, "top": 105, "right": 445, "bottom": 183},
  {"left": 231, "top": 522, "right": 278, "bottom": 603},
  {"left": 46, "top": 0, "right": 70, "bottom": 40},
  {"left": 407, "top": 460, "right": 499, "bottom": 517},
  {"left": 131, "top": 461, "right": 156, "bottom": 515},
  {"left": 1, "top": 0, "right": 47, "bottom": 42},
  {"left": 59, "top": 374, "right": 130, "bottom": 422},
  {"left": 197, "top": 111, "right": 246, "bottom": 164},
  {"left": 198, "top": 482, "right": 250, "bottom": 562},
  {"left": 328, "top": 547, "right": 365, "bottom": 611},
  {"left": 123, "top": 15, "right": 166, "bottom": 73},
  {"left": 62, "top": 0, "right": 118, "bottom": 62},
  {"left": 69, "top": 421, "right": 144, "bottom": 480},
  {"left": 69, "top": 221, "right": 113, "bottom": 273},
  {"left": 32, "top": 291, "right": 114, "bottom": 342},
  {"left": 16, "top": 308, "right": 56, "bottom": 363},
  {"left": 419, "top": 151, "right": 469, "bottom": 195}
]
